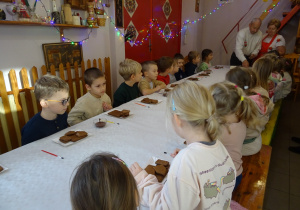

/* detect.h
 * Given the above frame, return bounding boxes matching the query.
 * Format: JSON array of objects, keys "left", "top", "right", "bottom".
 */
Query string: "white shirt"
[
  {"left": 262, "top": 34, "right": 285, "bottom": 52},
  {"left": 235, "top": 27, "right": 263, "bottom": 62},
  {"left": 135, "top": 141, "right": 236, "bottom": 210}
]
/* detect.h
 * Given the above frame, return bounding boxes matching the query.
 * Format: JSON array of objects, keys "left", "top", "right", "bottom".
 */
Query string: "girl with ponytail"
[
  {"left": 226, "top": 67, "right": 274, "bottom": 156},
  {"left": 210, "top": 81, "right": 259, "bottom": 189},
  {"left": 130, "top": 81, "right": 236, "bottom": 210}
]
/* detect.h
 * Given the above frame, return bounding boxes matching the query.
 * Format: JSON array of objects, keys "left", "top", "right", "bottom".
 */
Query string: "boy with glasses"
[{"left": 21, "top": 75, "right": 70, "bottom": 145}]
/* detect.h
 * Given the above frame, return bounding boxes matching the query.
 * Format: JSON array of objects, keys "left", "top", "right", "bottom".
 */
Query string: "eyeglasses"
[{"left": 46, "top": 97, "right": 70, "bottom": 106}]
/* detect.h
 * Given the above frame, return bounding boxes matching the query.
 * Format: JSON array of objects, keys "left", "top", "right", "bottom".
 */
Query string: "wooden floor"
[{"left": 263, "top": 95, "right": 300, "bottom": 210}]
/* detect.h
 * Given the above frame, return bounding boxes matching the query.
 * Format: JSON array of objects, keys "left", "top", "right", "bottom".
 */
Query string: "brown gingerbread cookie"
[
  {"left": 59, "top": 135, "right": 72, "bottom": 143},
  {"left": 65, "top": 131, "right": 76, "bottom": 136},
  {"left": 153, "top": 164, "right": 167, "bottom": 176},
  {"left": 155, "top": 159, "right": 169, "bottom": 167},
  {"left": 145, "top": 165, "right": 155, "bottom": 175}
]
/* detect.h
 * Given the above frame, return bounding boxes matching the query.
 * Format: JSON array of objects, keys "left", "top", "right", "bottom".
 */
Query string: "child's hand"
[
  {"left": 170, "top": 148, "right": 181, "bottom": 158},
  {"left": 102, "top": 102, "right": 112, "bottom": 111},
  {"left": 129, "top": 162, "right": 143, "bottom": 177}
]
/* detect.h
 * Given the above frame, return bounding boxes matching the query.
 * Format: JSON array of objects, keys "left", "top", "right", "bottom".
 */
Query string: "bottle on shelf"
[{"left": 51, "top": 0, "right": 60, "bottom": 24}]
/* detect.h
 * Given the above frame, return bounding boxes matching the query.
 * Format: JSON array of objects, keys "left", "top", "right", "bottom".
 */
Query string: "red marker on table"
[{"left": 41, "top": 150, "right": 64, "bottom": 159}]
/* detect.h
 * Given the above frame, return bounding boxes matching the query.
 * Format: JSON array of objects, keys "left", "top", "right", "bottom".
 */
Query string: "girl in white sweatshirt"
[{"left": 130, "top": 81, "right": 236, "bottom": 210}]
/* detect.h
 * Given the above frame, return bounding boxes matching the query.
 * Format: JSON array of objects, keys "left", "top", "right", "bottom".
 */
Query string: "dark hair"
[
  {"left": 84, "top": 68, "right": 104, "bottom": 86},
  {"left": 187, "top": 51, "right": 200, "bottom": 62},
  {"left": 201, "top": 49, "right": 213, "bottom": 61},
  {"left": 157, "top": 56, "right": 174, "bottom": 73},
  {"left": 174, "top": 53, "right": 184, "bottom": 60},
  {"left": 70, "top": 153, "right": 138, "bottom": 210},
  {"left": 226, "top": 67, "right": 252, "bottom": 91},
  {"left": 281, "top": 57, "right": 292, "bottom": 73},
  {"left": 34, "top": 75, "right": 69, "bottom": 101},
  {"left": 141, "top": 60, "right": 157, "bottom": 74}
]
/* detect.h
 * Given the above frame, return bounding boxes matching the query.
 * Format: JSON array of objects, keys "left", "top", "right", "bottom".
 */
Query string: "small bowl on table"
[{"left": 93, "top": 118, "right": 107, "bottom": 128}]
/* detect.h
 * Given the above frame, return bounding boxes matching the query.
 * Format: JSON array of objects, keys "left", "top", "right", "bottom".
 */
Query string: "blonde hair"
[
  {"left": 119, "top": 59, "right": 142, "bottom": 81},
  {"left": 141, "top": 61, "right": 157, "bottom": 74},
  {"left": 209, "top": 82, "right": 260, "bottom": 131},
  {"left": 242, "top": 68, "right": 257, "bottom": 89},
  {"left": 187, "top": 51, "right": 200, "bottom": 62},
  {"left": 252, "top": 57, "right": 273, "bottom": 91},
  {"left": 70, "top": 153, "right": 138, "bottom": 210},
  {"left": 34, "top": 75, "right": 69, "bottom": 101},
  {"left": 262, "top": 53, "right": 283, "bottom": 72},
  {"left": 268, "top": 18, "right": 281, "bottom": 29},
  {"left": 167, "top": 81, "right": 220, "bottom": 141}
]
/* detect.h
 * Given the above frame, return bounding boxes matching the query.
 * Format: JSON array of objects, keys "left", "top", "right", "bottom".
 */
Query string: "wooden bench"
[{"left": 232, "top": 145, "right": 272, "bottom": 209}]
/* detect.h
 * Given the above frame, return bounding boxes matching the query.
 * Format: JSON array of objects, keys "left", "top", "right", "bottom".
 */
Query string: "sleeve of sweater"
[
  {"left": 153, "top": 80, "right": 164, "bottom": 88},
  {"left": 67, "top": 100, "right": 86, "bottom": 126},
  {"left": 113, "top": 88, "right": 125, "bottom": 108},
  {"left": 235, "top": 30, "right": 247, "bottom": 62},
  {"left": 138, "top": 79, "right": 150, "bottom": 92},
  {"left": 252, "top": 32, "right": 262, "bottom": 56}
]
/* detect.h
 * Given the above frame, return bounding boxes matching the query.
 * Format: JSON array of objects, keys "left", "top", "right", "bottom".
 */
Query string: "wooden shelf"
[
  {"left": 0, "top": 20, "right": 98, "bottom": 29},
  {"left": 0, "top": 20, "right": 99, "bottom": 42}
]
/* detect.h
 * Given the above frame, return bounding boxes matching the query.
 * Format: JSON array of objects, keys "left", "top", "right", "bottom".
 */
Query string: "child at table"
[
  {"left": 157, "top": 56, "right": 174, "bottom": 85},
  {"left": 21, "top": 75, "right": 69, "bottom": 145},
  {"left": 169, "top": 60, "right": 179, "bottom": 84},
  {"left": 71, "top": 153, "right": 138, "bottom": 210},
  {"left": 196, "top": 49, "right": 213, "bottom": 72},
  {"left": 139, "top": 61, "right": 166, "bottom": 95},
  {"left": 210, "top": 81, "right": 259, "bottom": 189},
  {"left": 184, "top": 51, "right": 200, "bottom": 76},
  {"left": 278, "top": 57, "right": 292, "bottom": 99},
  {"left": 113, "top": 59, "right": 142, "bottom": 107},
  {"left": 130, "top": 81, "right": 236, "bottom": 209},
  {"left": 174, "top": 53, "right": 186, "bottom": 81},
  {"left": 226, "top": 67, "right": 274, "bottom": 156},
  {"left": 67, "top": 68, "right": 112, "bottom": 126},
  {"left": 252, "top": 57, "right": 275, "bottom": 99}
]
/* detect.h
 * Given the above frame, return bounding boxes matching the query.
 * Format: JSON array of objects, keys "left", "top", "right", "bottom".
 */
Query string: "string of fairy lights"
[{"left": 36, "top": 0, "right": 281, "bottom": 46}]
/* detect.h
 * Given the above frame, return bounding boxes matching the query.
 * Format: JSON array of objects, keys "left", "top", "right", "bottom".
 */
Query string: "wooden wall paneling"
[
  {"left": 21, "top": 68, "right": 35, "bottom": 119},
  {"left": 41, "top": 65, "right": 47, "bottom": 75},
  {"left": 87, "top": 59, "right": 91, "bottom": 69},
  {"left": 66, "top": 62, "right": 75, "bottom": 107},
  {"left": 81, "top": 60, "right": 87, "bottom": 94},
  {"left": 59, "top": 63, "right": 65, "bottom": 80},
  {"left": 74, "top": 61, "right": 81, "bottom": 99},
  {"left": 9, "top": 69, "right": 26, "bottom": 140},
  {"left": 104, "top": 57, "right": 112, "bottom": 99},
  {"left": 0, "top": 71, "right": 18, "bottom": 150},
  {"left": 98, "top": 58, "right": 102, "bottom": 72},
  {"left": 31, "top": 66, "right": 41, "bottom": 112},
  {"left": 93, "top": 59, "right": 97, "bottom": 68}
]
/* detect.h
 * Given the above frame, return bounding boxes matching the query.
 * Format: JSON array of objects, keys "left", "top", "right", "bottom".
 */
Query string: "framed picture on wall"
[
  {"left": 115, "top": 0, "right": 123, "bottom": 28},
  {"left": 218, "top": 0, "right": 234, "bottom": 4},
  {"left": 0, "top": 0, "right": 13, "bottom": 2},
  {"left": 195, "top": 0, "right": 200, "bottom": 13},
  {"left": 42, "top": 42, "right": 83, "bottom": 71}
]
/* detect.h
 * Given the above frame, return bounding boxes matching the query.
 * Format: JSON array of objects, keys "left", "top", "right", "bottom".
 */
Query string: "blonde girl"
[
  {"left": 252, "top": 57, "right": 274, "bottom": 99},
  {"left": 210, "top": 81, "right": 259, "bottom": 189},
  {"left": 226, "top": 67, "right": 274, "bottom": 156},
  {"left": 70, "top": 153, "right": 138, "bottom": 210},
  {"left": 130, "top": 81, "right": 236, "bottom": 209}
]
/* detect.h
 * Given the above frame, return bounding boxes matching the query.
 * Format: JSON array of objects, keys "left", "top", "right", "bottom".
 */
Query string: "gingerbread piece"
[
  {"left": 155, "top": 159, "right": 169, "bottom": 167},
  {"left": 0, "top": 165, "right": 3, "bottom": 172},
  {"left": 155, "top": 174, "right": 165, "bottom": 182},
  {"left": 145, "top": 165, "right": 155, "bottom": 175},
  {"left": 165, "top": 88, "right": 171, "bottom": 92},
  {"left": 154, "top": 164, "right": 167, "bottom": 176},
  {"left": 65, "top": 131, "right": 76, "bottom": 136},
  {"left": 170, "top": 84, "right": 178, "bottom": 87},
  {"left": 150, "top": 99, "right": 158, "bottom": 104},
  {"left": 141, "top": 98, "right": 151, "bottom": 104},
  {"left": 108, "top": 110, "right": 122, "bottom": 118},
  {"left": 76, "top": 131, "right": 88, "bottom": 137},
  {"left": 187, "top": 77, "right": 198, "bottom": 81},
  {"left": 121, "top": 109, "right": 130, "bottom": 117},
  {"left": 59, "top": 135, "right": 72, "bottom": 143}
]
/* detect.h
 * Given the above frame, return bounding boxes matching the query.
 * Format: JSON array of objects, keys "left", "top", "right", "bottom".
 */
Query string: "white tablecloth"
[{"left": 0, "top": 66, "right": 230, "bottom": 210}]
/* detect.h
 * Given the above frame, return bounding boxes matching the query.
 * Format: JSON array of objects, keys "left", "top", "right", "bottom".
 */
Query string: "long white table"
[{"left": 0, "top": 66, "right": 230, "bottom": 210}]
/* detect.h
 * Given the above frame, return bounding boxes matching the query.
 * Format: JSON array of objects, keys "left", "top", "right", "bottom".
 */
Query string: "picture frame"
[
  {"left": 0, "top": 0, "right": 13, "bottom": 2},
  {"left": 218, "top": 0, "right": 234, "bottom": 4},
  {"left": 195, "top": 0, "right": 200, "bottom": 13},
  {"left": 42, "top": 42, "right": 83, "bottom": 71},
  {"left": 64, "top": 0, "right": 88, "bottom": 10},
  {"left": 115, "top": 0, "right": 123, "bottom": 28}
]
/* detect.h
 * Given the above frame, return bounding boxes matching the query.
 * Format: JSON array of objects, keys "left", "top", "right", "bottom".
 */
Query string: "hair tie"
[
  {"left": 241, "top": 96, "right": 244, "bottom": 101},
  {"left": 234, "top": 85, "right": 238, "bottom": 88},
  {"left": 172, "top": 98, "right": 176, "bottom": 111},
  {"left": 256, "top": 93, "right": 261, "bottom": 96},
  {"left": 206, "top": 115, "right": 213, "bottom": 123},
  {"left": 244, "top": 86, "right": 249, "bottom": 90},
  {"left": 112, "top": 157, "right": 128, "bottom": 167}
]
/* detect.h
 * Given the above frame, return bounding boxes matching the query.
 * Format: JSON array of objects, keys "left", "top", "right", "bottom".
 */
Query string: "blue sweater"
[{"left": 21, "top": 112, "right": 68, "bottom": 146}]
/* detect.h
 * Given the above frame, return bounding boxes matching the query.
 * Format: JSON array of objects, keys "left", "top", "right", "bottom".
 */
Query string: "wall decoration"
[
  {"left": 125, "top": 21, "right": 139, "bottom": 46},
  {"left": 163, "top": 23, "right": 171, "bottom": 43},
  {"left": 125, "top": 0, "right": 138, "bottom": 18},
  {"left": 0, "top": 0, "right": 13, "bottom": 2},
  {"left": 163, "top": 0, "right": 172, "bottom": 20},
  {"left": 195, "top": 0, "right": 200, "bottom": 13},
  {"left": 64, "top": 0, "right": 88, "bottom": 10},
  {"left": 218, "top": 0, "right": 233, "bottom": 4},
  {"left": 42, "top": 42, "right": 83, "bottom": 71},
  {"left": 115, "top": 0, "right": 124, "bottom": 27}
]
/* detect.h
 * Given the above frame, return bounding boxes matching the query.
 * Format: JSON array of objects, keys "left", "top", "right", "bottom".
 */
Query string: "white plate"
[
  {"left": 0, "top": 164, "right": 8, "bottom": 174},
  {"left": 105, "top": 109, "right": 133, "bottom": 118},
  {"left": 137, "top": 98, "right": 162, "bottom": 105},
  {"left": 52, "top": 132, "right": 91, "bottom": 147}
]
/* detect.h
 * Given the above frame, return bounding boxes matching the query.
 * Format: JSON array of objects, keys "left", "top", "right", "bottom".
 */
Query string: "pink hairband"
[{"left": 112, "top": 157, "right": 128, "bottom": 167}]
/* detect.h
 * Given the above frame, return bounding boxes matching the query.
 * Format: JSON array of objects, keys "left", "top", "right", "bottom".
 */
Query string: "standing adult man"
[{"left": 230, "top": 18, "right": 262, "bottom": 67}]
